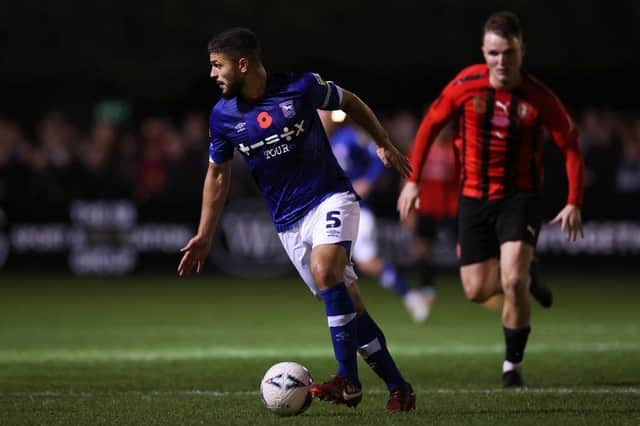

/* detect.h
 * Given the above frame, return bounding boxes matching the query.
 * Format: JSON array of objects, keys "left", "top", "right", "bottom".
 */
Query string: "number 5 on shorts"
[{"left": 326, "top": 211, "right": 341, "bottom": 228}]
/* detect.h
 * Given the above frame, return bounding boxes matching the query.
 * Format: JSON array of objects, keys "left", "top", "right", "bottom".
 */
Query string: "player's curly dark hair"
[
  {"left": 483, "top": 11, "right": 522, "bottom": 41},
  {"left": 208, "top": 27, "right": 261, "bottom": 60}
]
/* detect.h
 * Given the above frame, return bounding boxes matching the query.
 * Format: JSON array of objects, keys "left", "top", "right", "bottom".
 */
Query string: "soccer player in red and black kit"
[{"left": 397, "top": 11, "right": 584, "bottom": 387}]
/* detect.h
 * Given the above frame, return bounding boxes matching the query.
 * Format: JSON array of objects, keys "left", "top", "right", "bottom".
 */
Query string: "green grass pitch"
[{"left": 1, "top": 273, "right": 639, "bottom": 425}]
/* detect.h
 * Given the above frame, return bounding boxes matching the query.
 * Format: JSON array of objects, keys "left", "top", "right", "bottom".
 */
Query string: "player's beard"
[{"left": 221, "top": 77, "right": 243, "bottom": 100}]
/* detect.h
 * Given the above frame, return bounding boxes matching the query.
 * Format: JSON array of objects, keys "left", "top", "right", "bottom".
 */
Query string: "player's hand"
[
  {"left": 549, "top": 204, "right": 583, "bottom": 241},
  {"left": 376, "top": 145, "right": 411, "bottom": 179},
  {"left": 397, "top": 181, "right": 420, "bottom": 221},
  {"left": 178, "top": 234, "right": 212, "bottom": 277}
]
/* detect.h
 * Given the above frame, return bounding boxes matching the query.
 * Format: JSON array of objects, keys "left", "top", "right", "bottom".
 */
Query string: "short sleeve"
[
  {"left": 208, "top": 111, "right": 234, "bottom": 164},
  {"left": 303, "top": 72, "right": 343, "bottom": 110}
]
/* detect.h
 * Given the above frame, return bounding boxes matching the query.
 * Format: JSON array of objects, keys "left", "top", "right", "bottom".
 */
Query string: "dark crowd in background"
[{"left": 1, "top": 101, "right": 640, "bottom": 224}]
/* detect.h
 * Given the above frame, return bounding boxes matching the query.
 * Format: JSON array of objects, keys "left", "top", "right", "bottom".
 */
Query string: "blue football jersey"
[
  {"left": 329, "top": 125, "right": 384, "bottom": 203},
  {"left": 209, "top": 72, "right": 354, "bottom": 231}
]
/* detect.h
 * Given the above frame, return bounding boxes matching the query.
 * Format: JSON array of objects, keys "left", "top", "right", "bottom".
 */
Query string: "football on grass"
[{"left": 260, "top": 361, "right": 313, "bottom": 416}]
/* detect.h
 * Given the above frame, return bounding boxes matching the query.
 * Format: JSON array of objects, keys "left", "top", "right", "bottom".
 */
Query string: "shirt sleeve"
[
  {"left": 409, "top": 80, "right": 459, "bottom": 183},
  {"left": 208, "top": 110, "right": 234, "bottom": 164},
  {"left": 303, "top": 72, "right": 343, "bottom": 110},
  {"left": 539, "top": 88, "right": 584, "bottom": 207}
]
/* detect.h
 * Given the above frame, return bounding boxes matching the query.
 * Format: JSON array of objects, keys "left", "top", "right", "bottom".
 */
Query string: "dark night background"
[
  {"left": 1, "top": 0, "right": 639, "bottom": 273},
  {"left": 2, "top": 1, "right": 638, "bottom": 123}
]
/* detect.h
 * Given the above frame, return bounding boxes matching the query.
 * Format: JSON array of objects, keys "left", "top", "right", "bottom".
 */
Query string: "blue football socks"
[
  {"left": 319, "top": 283, "right": 360, "bottom": 386},
  {"left": 356, "top": 310, "right": 408, "bottom": 391}
]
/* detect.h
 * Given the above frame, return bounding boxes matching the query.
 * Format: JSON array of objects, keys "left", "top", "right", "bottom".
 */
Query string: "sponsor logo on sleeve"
[{"left": 279, "top": 100, "right": 296, "bottom": 118}]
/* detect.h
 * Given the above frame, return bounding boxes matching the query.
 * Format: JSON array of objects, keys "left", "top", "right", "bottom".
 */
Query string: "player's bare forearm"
[
  {"left": 178, "top": 161, "right": 231, "bottom": 277},
  {"left": 340, "top": 90, "right": 411, "bottom": 178},
  {"left": 196, "top": 161, "right": 232, "bottom": 241},
  {"left": 340, "top": 90, "right": 393, "bottom": 150}
]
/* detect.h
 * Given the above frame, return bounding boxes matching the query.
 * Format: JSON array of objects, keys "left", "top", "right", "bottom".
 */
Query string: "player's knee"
[
  {"left": 461, "top": 278, "right": 490, "bottom": 303},
  {"left": 463, "top": 285, "right": 488, "bottom": 303},
  {"left": 501, "top": 273, "right": 527, "bottom": 296},
  {"left": 311, "top": 262, "right": 341, "bottom": 288}
]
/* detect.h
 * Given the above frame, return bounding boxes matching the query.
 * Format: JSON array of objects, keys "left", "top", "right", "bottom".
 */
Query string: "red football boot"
[
  {"left": 309, "top": 375, "right": 362, "bottom": 408},
  {"left": 385, "top": 384, "right": 416, "bottom": 413}
]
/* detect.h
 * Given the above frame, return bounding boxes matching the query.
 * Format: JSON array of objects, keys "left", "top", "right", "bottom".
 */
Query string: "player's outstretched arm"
[
  {"left": 549, "top": 204, "right": 583, "bottom": 242},
  {"left": 178, "top": 161, "right": 232, "bottom": 277},
  {"left": 339, "top": 89, "right": 411, "bottom": 179}
]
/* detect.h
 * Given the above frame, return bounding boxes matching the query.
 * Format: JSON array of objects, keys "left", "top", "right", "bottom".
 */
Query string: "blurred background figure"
[
  {"left": 615, "top": 116, "right": 640, "bottom": 218},
  {"left": 580, "top": 108, "right": 621, "bottom": 216},
  {"left": 320, "top": 109, "right": 433, "bottom": 323},
  {"left": 402, "top": 119, "right": 460, "bottom": 316},
  {"left": 177, "top": 111, "right": 211, "bottom": 198}
]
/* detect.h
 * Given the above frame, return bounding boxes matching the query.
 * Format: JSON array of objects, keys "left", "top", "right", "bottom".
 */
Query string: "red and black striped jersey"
[{"left": 409, "top": 64, "right": 584, "bottom": 206}]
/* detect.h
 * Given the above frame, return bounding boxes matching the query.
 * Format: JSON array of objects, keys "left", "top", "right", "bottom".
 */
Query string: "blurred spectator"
[
  {"left": 615, "top": 117, "right": 640, "bottom": 217},
  {"left": 136, "top": 118, "right": 171, "bottom": 203},
  {"left": 2, "top": 103, "right": 640, "bottom": 223},
  {"left": 83, "top": 119, "right": 134, "bottom": 199},
  {"left": 0, "top": 118, "right": 30, "bottom": 210},
  {"left": 174, "top": 112, "right": 210, "bottom": 202},
  {"left": 580, "top": 108, "right": 621, "bottom": 213},
  {"left": 163, "top": 127, "right": 206, "bottom": 214},
  {"left": 19, "top": 111, "right": 85, "bottom": 216},
  {"left": 182, "top": 111, "right": 209, "bottom": 162}
]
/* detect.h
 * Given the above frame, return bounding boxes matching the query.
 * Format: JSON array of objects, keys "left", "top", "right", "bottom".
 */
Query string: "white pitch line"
[
  {"left": 1, "top": 388, "right": 639, "bottom": 398},
  {"left": 0, "top": 342, "right": 639, "bottom": 363}
]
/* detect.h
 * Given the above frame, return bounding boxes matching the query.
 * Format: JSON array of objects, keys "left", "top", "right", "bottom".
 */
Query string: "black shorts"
[{"left": 457, "top": 192, "right": 542, "bottom": 266}]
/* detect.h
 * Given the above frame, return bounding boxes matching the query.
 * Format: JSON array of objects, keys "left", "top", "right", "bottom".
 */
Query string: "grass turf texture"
[{"left": 1, "top": 273, "right": 639, "bottom": 425}]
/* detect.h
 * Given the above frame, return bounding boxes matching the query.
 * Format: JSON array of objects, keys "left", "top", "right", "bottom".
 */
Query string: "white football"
[{"left": 260, "top": 361, "right": 313, "bottom": 416}]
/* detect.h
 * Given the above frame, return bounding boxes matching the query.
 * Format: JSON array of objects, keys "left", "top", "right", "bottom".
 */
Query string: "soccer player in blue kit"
[{"left": 177, "top": 28, "right": 415, "bottom": 412}]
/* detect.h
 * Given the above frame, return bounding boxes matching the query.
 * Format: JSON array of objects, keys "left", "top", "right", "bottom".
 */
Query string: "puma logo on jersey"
[
  {"left": 496, "top": 100, "right": 510, "bottom": 112},
  {"left": 492, "top": 130, "right": 505, "bottom": 139},
  {"left": 527, "top": 225, "right": 536, "bottom": 237}
]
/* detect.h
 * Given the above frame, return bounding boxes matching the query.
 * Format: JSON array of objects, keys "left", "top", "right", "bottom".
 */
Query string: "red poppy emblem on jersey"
[
  {"left": 518, "top": 102, "right": 530, "bottom": 119},
  {"left": 257, "top": 111, "right": 273, "bottom": 129}
]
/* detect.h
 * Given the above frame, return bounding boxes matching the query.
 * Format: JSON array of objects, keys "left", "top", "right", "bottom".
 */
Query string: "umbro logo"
[{"left": 234, "top": 122, "right": 246, "bottom": 133}]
